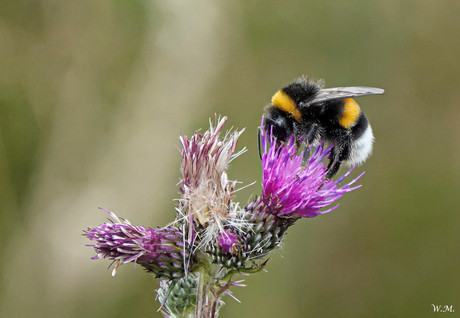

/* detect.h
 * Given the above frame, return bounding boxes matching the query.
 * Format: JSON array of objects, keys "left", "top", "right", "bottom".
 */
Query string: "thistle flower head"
[
  {"left": 157, "top": 277, "right": 198, "bottom": 318},
  {"left": 217, "top": 230, "right": 240, "bottom": 254},
  {"left": 259, "top": 127, "right": 363, "bottom": 219},
  {"left": 177, "top": 116, "right": 248, "bottom": 246},
  {"left": 84, "top": 208, "right": 188, "bottom": 279}
]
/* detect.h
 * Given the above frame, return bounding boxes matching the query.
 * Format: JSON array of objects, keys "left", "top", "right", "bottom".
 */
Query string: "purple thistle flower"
[
  {"left": 259, "top": 128, "right": 363, "bottom": 219},
  {"left": 84, "top": 208, "right": 189, "bottom": 279},
  {"left": 217, "top": 230, "right": 240, "bottom": 254},
  {"left": 209, "top": 128, "right": 366, "bottom": 271}
]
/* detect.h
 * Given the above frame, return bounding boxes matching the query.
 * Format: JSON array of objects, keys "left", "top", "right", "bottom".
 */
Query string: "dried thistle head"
[{"left": 177, "top": 116, "right": 248, "bottom": 246}]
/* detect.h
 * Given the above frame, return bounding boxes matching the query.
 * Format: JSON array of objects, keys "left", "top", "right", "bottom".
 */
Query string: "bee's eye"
[{"left": 264, "top": 110, "right": 293, "bottom": 142}]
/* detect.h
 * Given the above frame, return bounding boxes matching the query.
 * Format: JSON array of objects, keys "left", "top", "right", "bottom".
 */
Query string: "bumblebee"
[{"left": 263, "top": 76, "right": 384, "bottom": 179}]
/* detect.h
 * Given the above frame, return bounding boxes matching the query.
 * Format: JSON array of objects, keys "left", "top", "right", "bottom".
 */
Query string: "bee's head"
[{"left": 263, "top": 106, "right": 294, "bottom": 142}]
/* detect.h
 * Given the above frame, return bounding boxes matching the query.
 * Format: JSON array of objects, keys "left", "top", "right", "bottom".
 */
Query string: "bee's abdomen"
[
  {"left": 339, "top": 98, "right": 361, "bottom": 129},
  {"left": 347, "top": 113, "right": 374, "bottom": 166}
]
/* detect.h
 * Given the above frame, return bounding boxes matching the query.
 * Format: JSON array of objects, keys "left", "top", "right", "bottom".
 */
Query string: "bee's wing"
[{"left": 305, "top": 87, "right": 384, "bottom": 106}]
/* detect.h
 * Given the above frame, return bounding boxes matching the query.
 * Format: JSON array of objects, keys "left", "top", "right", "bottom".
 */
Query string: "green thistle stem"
[{"left": 195, "top": 268, "right": 219, "bottom": 318}]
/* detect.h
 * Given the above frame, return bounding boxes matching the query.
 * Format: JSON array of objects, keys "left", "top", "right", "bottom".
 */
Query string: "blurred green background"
[{"left": 1, "top": 1, "right": 459, "bottom": 317}]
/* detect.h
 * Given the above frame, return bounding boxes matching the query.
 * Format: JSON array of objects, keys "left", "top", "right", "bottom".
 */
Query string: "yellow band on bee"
[
  {"left": 271, "top": 90, "right": 302, "bottom": 121},
  {"left": 339, "top": 98, "right": 361, "bottom": 129}
]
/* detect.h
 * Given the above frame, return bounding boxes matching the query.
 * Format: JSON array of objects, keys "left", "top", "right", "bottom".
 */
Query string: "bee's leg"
[
  {"left": 257, "top": 127, "right": 262, "bottom": 160},
  {"left": 301, "top": 124, "right": 318, "bottom": 167},
  {"left": 326, "top": 137, "right": 351, "bottom": 180},
  {"left": 326, "top": 158, "right": 342, "bottom": 180},
  {"left": 325, "top": 147, "right": 337, "bottom": 179},
  {"left": 305, "top": 123, "right": 318, "bottom": 145},
  {"left": 301, "top": 147, "right": 311, "bottom": 167}
]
